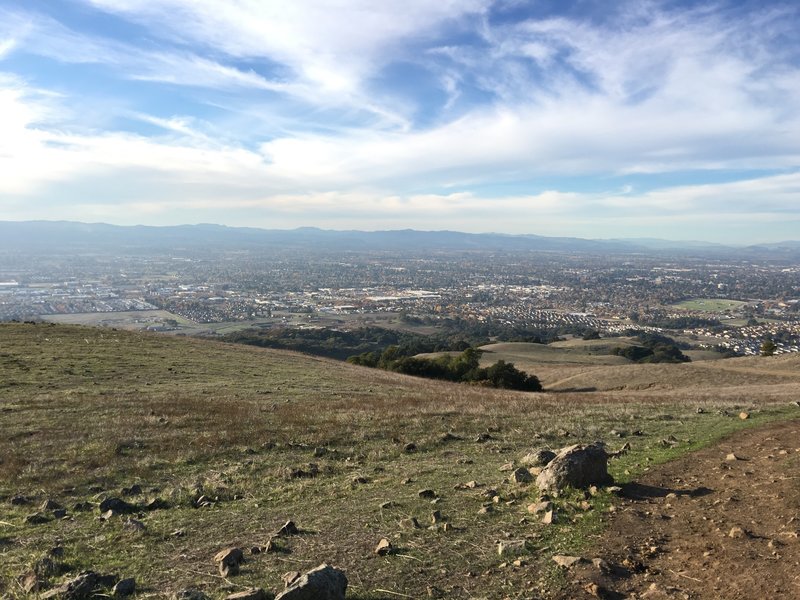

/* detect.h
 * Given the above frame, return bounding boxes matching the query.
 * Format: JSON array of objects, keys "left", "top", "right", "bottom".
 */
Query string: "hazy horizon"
[{"left": 2, "top": 1, "right": 800, "bottom": 243}]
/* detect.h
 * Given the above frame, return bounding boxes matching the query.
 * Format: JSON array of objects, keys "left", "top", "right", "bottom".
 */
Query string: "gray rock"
[
  {"left": 24, "top": 512, "right": 51, "bottom": 524},
  {"left": 173, "top": 590, "right": 210, "bottom": 600},
  {"left": 274, "top": 563, "right": 347, "bottom": 600},
  {"left": 511, "top": 467, "right": 533, "bottom": 484},
  {"left": 277, "top": 520, "right": 299, "bottom": 536},
  {"left": 521, "top": 449, "right": 556, "bottom": 467},
  {"left": 40, "top": 571, "right": 101, "bottom": 599},
  {"left": 113, "top": 578, "right": 136, "bottom": 597},
  {"left": 535, "top": 443, "right": 612, "bottom": 492},
  {"left": 98, "top": 497, "right": 137, "bottom": 514}
]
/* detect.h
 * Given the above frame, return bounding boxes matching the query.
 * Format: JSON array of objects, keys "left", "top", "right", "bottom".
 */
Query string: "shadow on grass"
[{"left": 620, "top": 482, "right": 713, "bottom": 500}]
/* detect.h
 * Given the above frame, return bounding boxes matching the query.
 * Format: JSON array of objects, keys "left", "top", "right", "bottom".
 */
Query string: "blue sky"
[{"left": 1, "top": 0, "right": 799, "bottom": 243}]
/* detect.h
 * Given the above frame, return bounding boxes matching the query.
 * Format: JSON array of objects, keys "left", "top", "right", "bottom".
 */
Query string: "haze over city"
[{"left": 2, "top": 0, "right": 799, "bottom": 243}]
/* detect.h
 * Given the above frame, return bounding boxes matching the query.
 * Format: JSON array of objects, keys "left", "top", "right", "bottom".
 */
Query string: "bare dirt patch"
[{"left": 557, "top": 419, "right": 800, "bottom": 599}]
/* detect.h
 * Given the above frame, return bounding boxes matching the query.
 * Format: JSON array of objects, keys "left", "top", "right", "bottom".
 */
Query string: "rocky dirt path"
[{"left": 556, "top": 419, "right": 800, "bottom": 599}]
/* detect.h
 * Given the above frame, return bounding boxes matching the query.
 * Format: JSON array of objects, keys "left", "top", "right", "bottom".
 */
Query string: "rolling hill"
[{"left": 1, "top": 323, "right": 798, "bottom": 599}]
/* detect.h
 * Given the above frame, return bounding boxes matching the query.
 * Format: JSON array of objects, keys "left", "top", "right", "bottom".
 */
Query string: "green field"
[
  {"left": 2, "top": 323, "right": 799, "bottom": 599},
  {"left": 672, "top": 298, "right": 748, "bottom": 312}
]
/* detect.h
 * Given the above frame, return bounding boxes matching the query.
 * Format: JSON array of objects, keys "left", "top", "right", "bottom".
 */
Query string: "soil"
[{"left": 556, "top": 419, "right": 800, "bottom": 599}]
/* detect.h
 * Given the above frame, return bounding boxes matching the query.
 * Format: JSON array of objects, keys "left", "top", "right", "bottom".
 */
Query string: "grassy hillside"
[{"left": 1, "top": 323, "right": 798, "bottom": 599}]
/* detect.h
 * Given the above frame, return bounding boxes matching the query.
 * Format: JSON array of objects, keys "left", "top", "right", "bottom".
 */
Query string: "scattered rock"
[
  {"left": 536, "top": 443, "right": 612, "bottom": 493},
  {"left": 552, "top": 555, "right": 585, "bottom": 568},
  {"left": 24, "top": 512, "right": 51, "bottom": 525},
  {"left": 40, "top": 499, "right": 64, "bottom": 511},
  {"left": 277, "top": 520, "right": 299, "bottom": 536},
  {"left": 454, "top": 480, "right": 480, "bottom": 490},
  {"left": 475, "top": 433, "right": 493, "bottom": 443},
  {"left": 521, "top": 449, "right": 556, "bottom": 467},
  {"left": 403, "top": 443, "right": 417, "bottom": 453},
  {"left": 351, "top": 475, "right": 368, "bottom": 485},
  {"left": 11, "top": 495, "right": 30, "bottom": 506},
  {"left": 431, "top": 510, "right": 443, "bottom": 524},
  {"left": 499, "top": 462, "right": 515, "bottom": 472},
  {"left": 121, "top": 484, "right": 142, "bottom": 496},
  {"left": 527, "top": 500, "right": 552, "bottom": 514},
  {"left": 145, "top": 498, "right": 170, "bottom": 511},
  {"left": 99, "top": 497, "right": 137, "bottom": 514},
  {"left": 375, "top": 538, "right": 394, "bottom": 556},
  {"left": 726, "top": 453, "right": 742, "bottom": 461},
  {"left": 20, "top": 570, "right": 43, "bottom": 593},
  {"left": 112, "top": 578, "right": 136, "bottom": 597},
  {"left": 226, "top": 588, "right": 267, "bottom": 600},
  {"left": 274, "top": 563, "right": 347, "bottom": 600},
  {"left": 40, "top": 571, "right": 105, "bottom": 600},
  {"left": 417, "top": 489, "right": 436, "bottom": 499},
  {"left": 215, "top": 547, "right": 244, "bottom": 576},
  {"left": 72, "top": 502, "right": 94, "bottom": 512},
  {"left": 511, "top": 467, "right": 533, "bottom": 484},
  {"left": 541, "top": 509, "right": 557, "bottom": 525},
  {"left": 399, "top": 517, "right": 420, "bottom": 529},
  {"left": 497, "top": 539, "right": 528, "bottom": 556},
  {"left": 123, "top": 517, "right": 146, "bottom": 532},
  {"left": 739, "top": 412, "right": 750, "bottom": 420},
  {"left": 729, "top": 526, "right": 748, "bottom": 539},
  {"left": 173, "top": 590, "right": 210, "bottom": 600}
]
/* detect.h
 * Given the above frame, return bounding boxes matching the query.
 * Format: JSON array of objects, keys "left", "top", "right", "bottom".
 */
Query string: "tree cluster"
[{"left": 348, "top": 347, "right": 542, "bottom": 392}]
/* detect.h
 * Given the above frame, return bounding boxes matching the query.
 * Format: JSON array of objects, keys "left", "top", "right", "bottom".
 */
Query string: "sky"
[{"left": 1, "top": 0, "right": 799, "bottom": 243}]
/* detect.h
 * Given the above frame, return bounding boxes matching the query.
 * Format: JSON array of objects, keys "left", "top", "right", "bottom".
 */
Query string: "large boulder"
[
  {"left": 274, "top": 564, "right": 347, "bottom": 600},
  {"left": 535, "top": 443, "right": 612, "bottom": 493}
]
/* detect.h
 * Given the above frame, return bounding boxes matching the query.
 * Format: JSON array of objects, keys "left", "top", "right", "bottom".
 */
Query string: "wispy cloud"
[{"left": 1, "top": 1, "right": 799, "bottom": 241}]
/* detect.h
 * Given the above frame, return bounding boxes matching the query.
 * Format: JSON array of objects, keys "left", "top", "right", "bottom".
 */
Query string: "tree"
[{"left": 760, "top": 339, "right": 777, "bottom": 357}]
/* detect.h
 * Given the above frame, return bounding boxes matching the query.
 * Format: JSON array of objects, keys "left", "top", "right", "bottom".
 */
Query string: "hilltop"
[{"left": 1, "top": 323, "right": 799, "bottom": 599}]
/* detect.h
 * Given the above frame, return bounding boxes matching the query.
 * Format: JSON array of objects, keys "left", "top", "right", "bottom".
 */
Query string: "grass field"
[
  {"left": 671, "top": 298, "right": 748, "bottom": 312},
  {"left": 1, "top": 324, "right": 799, "bottom": 599}
]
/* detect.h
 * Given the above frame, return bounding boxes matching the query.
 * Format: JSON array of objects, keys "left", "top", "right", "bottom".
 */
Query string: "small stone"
[
  {"left": 123, "top": 517, "right": 146, "bottom": 532},
  {"left": 726, "top": 453, "right": 741, "bottom": 461},
  {"left": 399, "top": 517, "right": 421, "bottom": 529},
  {"left": 173, "top": 589, "right": 210, "bottom": 600},
  {"left": 351, "top": 475, "right": 368, "bottom": 484},
  {"left": 275, "top": 564, "right": 347, "bottom": 600},
  {"left": 40, "top": 499, "right": 63, "bottom": 511},
  {"left": 24, "top": 512, "right": 50, "bottom": 524},
  {"left": 739, "top": 412, "right": 750, "bottom": 420},
  {"left": 511, "top": 467, "right": 533, "bottom": 484},
  {"left": 113, "top": 577, "right": 136, "bottom": 597},
  {"left": 277, "top": 520, "right": 299, "bottom": 536},
  {"left": 214, "top": 547, "right": 245, "bottom": 565},
  {"left": 541, "top": 509, "right": 557, "bottom": 524},
  {"left": 497, "top": 539, "right": 527, "bottom": 556},
  {"left": 521, "top": 449, "right": 556, "bottom": 467},
  {"left": 375, "top": 538, "right": 394, "bottom": 556},
  {"left": 52, "top": 509, "right": 68, "bottom": 519},
  {"left": 403, "top": 443, "right": 417, "bottom": 453},
  {"left": 431, "top": 510, "right": 444, "bottom": 524},
  {"left": 729, "top": 526, "right": 747, "bottom": 539},
  {"left": 418, "top": 489, "right": 436, "bottom": 499},
  {"left": 552, "top": 555, "right": 585, "bottom": 568},
  {"left": 99, "top": 497, "right": 137, "bottom": 514},
  {"left": 528, "top": 500, "right": 552, "bottom": 514},
  {"left": 592, "top": 557, "right": 611, "bottom": 573},
  {"left": 11, "top": 495, "right": 30, "bottom": 506},
  {"left": 499, "top": 462, "right": 514, "bottom": 472}
]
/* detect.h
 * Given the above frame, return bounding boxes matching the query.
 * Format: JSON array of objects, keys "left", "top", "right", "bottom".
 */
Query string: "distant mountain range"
[{"left": 1, "top": 220, "right": 798, "bottom": 259}]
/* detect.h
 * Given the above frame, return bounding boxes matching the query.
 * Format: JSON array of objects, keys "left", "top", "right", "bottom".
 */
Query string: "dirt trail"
[{"left": 557, "top": 419, "right": 800, "bottom": 599}]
